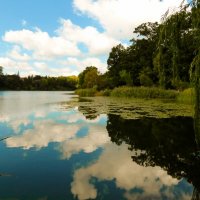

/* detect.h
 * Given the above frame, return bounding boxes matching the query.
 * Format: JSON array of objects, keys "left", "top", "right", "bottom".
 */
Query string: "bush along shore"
[{"left": 75, "top": 86, "right": 194, "bottom": 103}]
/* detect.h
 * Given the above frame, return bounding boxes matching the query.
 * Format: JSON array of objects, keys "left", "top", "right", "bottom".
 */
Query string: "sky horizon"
[{"left": 0, "top": 0, "right": 188, "bottom": 77}]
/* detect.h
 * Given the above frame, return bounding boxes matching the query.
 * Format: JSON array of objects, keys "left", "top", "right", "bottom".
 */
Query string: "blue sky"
[{"left": 0, "top": 0, "right": 187, "bottom": 77}]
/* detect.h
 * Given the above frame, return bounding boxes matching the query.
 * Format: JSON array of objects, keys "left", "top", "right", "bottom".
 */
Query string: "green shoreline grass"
[{"left": 75, "top": 86, "right": 194, "bottom": 104}]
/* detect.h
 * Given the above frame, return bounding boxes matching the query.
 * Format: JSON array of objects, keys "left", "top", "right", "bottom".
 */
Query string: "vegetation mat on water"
[{"left": 61, "top": 96, "right": 193, "bottom": 120}]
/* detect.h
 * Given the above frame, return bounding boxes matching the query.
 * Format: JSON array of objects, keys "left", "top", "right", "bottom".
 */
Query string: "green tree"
[
  {"left": 132, "top": 22, "right": 160, "bottom": 84},
  {"left": 0, "top": 66, "right": 4, "bottom": 89},
  {"left": 0, "top": 66, "right": 3, "bottom": 76},
  {"left": 190, "top": 0, "right": 200, "bottom": 144},
  {"left": 154, "top": 8, "right": 193, "bottom": 89},
  {"left": 119, "top": 70, "right": 133, "bottom": 86},
  {"left": 139, "top": 68, "right": 154, "bottom": 87},
  {"left": 78, "top": 66, "right": 99, "bottom": 89},
  {"left": 107, "top": 44, "right": 127, "bottom": 87}
]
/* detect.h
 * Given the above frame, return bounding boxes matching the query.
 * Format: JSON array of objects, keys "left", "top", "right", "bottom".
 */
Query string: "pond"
[{"left": 0, "top": 91, "right": 198, "bottom": 200}]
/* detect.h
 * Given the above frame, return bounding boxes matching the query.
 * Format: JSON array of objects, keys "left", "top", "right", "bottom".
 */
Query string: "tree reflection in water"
[
  {"left": 0, "top": 136, "right": 11, "bottom": 177},
  {"left": 192, "top": 83, "right": 200, "bottom": 199},
  {"left": 106, "top": 114, "right": 200, "bottom": 200}
]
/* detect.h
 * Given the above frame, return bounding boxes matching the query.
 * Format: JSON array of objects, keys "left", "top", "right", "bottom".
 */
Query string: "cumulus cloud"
[
  {"left": 60, "top": 57, "right": 107, "bottom": 73},
  {"left": 73, "top": 0, "right": 187, "bottom": 39},
  {"left": 0, "top": 57, "right": 31, "bottom": 70},
  {"left": 71, "top": 143, "right": 180, "bottom": 200},
  {"left": 8, "top": 45, "right": 30, "bottom": 61},
  {"left": 2, "top": 20, "right": 109, "bottom": 75},
  {"left": 3, "top": 28, "right": 81, "bottom": 59},
  {"left": 45, "top": 65, "right": 79, "bottom": 76},
  {"left": 0, "top": 56, "right": 34, "bottom": 76},
  {"left": 57, "top": 19, "right": 119, "bottom": 55},
  {"left": 34, "top": 62, "right": 48, "bottom": 71}
]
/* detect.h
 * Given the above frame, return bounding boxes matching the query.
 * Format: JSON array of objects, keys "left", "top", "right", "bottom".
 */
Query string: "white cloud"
[
  {"left": 8, "top": 45, "right": 30, "bottom": 61},
  {"left": 43, "top": 65, "right": 79, "bottom": 76},
  {"left": 0, "top": 57, "right": 31, "bottom": 70},
  {"left": 34, "top": 62, "right": 48, "bottom": 71},
  {"left": 73, "top": 0, "right": 187, "bottom": 39},
  {"left": 3, "top": 28, "right": 81, "bottom": 59},
  {"left": 21, "top": 20, "right": 27, "bottom": 26},
  {"left": 71, "top": 143, "right": 180, "bottom": 200},
  {"left": 61, "top": 57, "right": 107, "bottom": 73},
  {"left": 57, "top": 19, "right": 119, "bottom": 55},
  {"left": 0, "top": 56, "right": 33, "bottom": 75},
  {"left": 2, "top": 20, "right": 110, "bottom": 75}
]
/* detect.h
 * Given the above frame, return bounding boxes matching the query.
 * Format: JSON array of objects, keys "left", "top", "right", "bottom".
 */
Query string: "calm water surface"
[{"left": 0, "top": 91, "right": 198, "bottom": 200}]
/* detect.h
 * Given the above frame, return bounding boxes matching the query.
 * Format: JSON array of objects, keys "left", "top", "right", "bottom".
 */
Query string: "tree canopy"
[{"left": 0, "top": 69, "right": 78, "bottom": 91}]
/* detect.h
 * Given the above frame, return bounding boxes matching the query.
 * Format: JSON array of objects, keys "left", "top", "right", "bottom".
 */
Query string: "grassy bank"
[
  {"left": 176, "top": 88, "right": 194, "bottom": 104},
  {"left": 75, "top": 86, "right": 194, "bottom": 103},
  {"left": 75, "top": 88, "right": 97, "bottom": 97},
  {"left": 75, "top": 88, "right": 111, "bottom": 97},
  {"left": 75, "top": 86, "right": 177, "bottom": 99},
  {"left": 110, "top": 86, "right": 178, "bottom": 99}
]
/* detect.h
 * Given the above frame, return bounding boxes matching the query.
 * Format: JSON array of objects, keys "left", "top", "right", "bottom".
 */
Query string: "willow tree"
[
  {"left": 154, "top": 2, "right": 191, "bottom": 89},
  {"left": 153, "top": 23, "right": 167, "bottom": 88},
  {"left": 190, "top": 0, "right": 200, "bottom": 145}
]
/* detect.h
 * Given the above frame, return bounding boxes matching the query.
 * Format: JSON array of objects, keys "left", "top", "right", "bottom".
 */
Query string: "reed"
[
  {"left": 110, "top": 86, "right": 178, "bottom": 99},
  {"left": 177, "top": 88, "right": 194, "bottom": 104},
  {"left": 75, "top": 88, "right": 97, "bottom": 97}
]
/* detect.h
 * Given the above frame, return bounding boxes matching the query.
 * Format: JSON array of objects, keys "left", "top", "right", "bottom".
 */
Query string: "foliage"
[
  {"left": 75, "top": 88, "right": 97, "bottom": 97},
  {"left": 110, "top": 86, "right": 178, "bottom": 99},
  {"left": 119, "top": 70, "right": 133, "bottom": 86},
  {"left": 78, "top": 66, "right": 99, "bottom": 89},
  {"left": 107, "top": 44, "right": 128, "bottom": 87},
  {"left": 190, "top": 0, "right": 200, "bottom": 144},
  {"left": 0, "top": 74, "right": 78, "bottom": 91},
  {"left": 177, "top": 88, "right": 194, "bottom": 104},
  {"left": 154, "top": 8, "right": 193, "bottom": 89},
  {"left": 0, "top": 66, "right": 3, "bottom": 76},
  {"left": 139, "top": 68, "right": 154, "bottom": 87}
]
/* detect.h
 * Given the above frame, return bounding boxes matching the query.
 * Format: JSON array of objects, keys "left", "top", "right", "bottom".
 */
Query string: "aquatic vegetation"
[{"left": 64, "top": 96, "right": 193, "bottom": 120}]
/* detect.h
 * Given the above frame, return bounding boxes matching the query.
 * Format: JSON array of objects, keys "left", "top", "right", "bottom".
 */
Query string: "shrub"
[
  {"left": 177, "top": 88, "right": 194, "bottom": 104},
  {"left": 110, "top": 86, "right": 178, "bottom": 99},
  {"left": 75, "top": 88, "right": 97, "bottom": 97}
]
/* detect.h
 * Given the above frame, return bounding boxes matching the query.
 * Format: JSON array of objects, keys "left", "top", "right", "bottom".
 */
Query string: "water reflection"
[
  {"left": 71, "top": 142, "right": 185, "bottom": 200},
  {"left": 107, "top": 114, "right": 200, "bottom": 200},
  {"left": 0, "top": 92, "right": 198, "bottom": 199},
  {"left": 57, "top": 123, "right": 109, "bottom": 159}
]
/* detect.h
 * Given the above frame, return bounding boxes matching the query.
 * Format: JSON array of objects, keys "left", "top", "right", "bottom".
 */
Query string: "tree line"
[
  {"left": 78, "top": 1, "right": 200, "bottom": 91},
  {"left": 1, "top": 1, "right": 199, "bottom": 92},
  {"left": 0, "top": 67, "right": 77, "bottom": 90}
]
